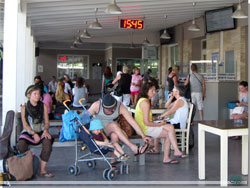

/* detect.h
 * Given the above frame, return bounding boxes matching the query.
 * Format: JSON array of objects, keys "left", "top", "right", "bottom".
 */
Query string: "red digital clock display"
[{"left": 120, "top": 19, "right": 144, "bottom": 30}]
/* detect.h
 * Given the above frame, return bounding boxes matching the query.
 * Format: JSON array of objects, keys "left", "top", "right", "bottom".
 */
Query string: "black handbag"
[
  {"left": 114, "top": 84, "right": 122, "bottom": 96},
  {"left": 184, "top": 74, "right": 191, "bottom": 100}
]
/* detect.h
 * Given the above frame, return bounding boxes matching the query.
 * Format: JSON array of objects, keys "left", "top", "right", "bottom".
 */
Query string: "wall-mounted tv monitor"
[{"left": 205, "top": 6, "right": 236, "bottom": 33}]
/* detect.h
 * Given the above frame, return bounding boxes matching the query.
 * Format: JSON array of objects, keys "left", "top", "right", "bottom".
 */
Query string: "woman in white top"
[
  {"left": 72, "top": 77, "right": 88, "bottom": 107},
  {"left": 160, "top": 84, "right": 189, "bottom": 129}
]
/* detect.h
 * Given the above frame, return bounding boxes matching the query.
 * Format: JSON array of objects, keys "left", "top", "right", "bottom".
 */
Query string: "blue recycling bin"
[{"left": 227, "top": 102, "right": 237, "bottom": 118}]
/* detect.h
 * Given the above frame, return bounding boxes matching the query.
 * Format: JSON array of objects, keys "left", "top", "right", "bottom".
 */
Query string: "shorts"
[
  {"left": 146, "top": 126, "right": 164, "bottom": 139},
  {"left": 191, "top": 92, "right": 203, "bottom": 110},
  {"left": 131, "top": 91, "right": 140, "bottom": 96}
]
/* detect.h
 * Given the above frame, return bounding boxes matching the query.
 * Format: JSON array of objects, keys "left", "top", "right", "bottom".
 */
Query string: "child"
[{"left": 89, "top": 119, "right": 129, "bottom": 162}]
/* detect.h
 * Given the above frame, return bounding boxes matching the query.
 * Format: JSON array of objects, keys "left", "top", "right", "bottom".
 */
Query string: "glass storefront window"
[{"left": 57, "top": 55, "right": 89, "bottom": 79}]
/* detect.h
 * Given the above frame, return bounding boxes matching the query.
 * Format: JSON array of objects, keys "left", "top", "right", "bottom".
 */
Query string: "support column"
[{"left": 2, "top": 0, "right": 19, "bottom": 128}]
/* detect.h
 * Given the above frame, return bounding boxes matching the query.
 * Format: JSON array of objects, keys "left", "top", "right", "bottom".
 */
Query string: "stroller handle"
[
  {"left": 78, "top": 98, "right": 86, "bottom": 105},
  {"left": 63, "top": 99, "right": 71, "bottom": 111}
]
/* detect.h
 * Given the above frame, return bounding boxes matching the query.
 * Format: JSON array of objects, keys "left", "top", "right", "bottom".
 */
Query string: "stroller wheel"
[
  {"left": 125, "top": 164, "right": 129, "bottom": 174},
  {"left": 68, "top": 165, "right": 77, "bottom": 176},
  {"left": 86, "top": 160, "right": 96, "bottom": 169},
  {"left": 76, "top": 165, "right": 80, "bottom": 175},
  {"left": 102, "top": 168, "right": 109, "bottom": 180},
  {"left": 107, "top": 169, "right": 116, "bottom": 181},
  {"left": 120, "top": 165, "right": 124, "bottom": 175}
]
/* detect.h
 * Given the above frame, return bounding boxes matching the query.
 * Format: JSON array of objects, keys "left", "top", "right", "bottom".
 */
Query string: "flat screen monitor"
[{"left": 205, "top": 6, "right": 236, "bottom": 33}]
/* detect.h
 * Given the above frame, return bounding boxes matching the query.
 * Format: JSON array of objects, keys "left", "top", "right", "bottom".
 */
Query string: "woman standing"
[
  {"left": 135, "top": 82, "right": 186, "bottom": 163},
  {"left": 112, "top": 66, "right": 132, "bottom": 108},
  {"left": 102, "top": 66, "right": 113, "bottom": 94},
  {"left": 72, "top": 77, "right": 88, "bottom": 107},
  {"left": 167, "top": 65, "right": 179, "bottom": 98},
  {"left": 130, "top": 67, "right": 142, "bottom": 107},
  {"left": 17, "top": 85, "right": 54, "bottom": 177}
]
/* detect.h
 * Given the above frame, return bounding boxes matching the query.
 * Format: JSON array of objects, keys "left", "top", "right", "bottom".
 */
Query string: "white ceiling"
[{"left": 18, "top": 0, "right": 243, "bottom": 49}]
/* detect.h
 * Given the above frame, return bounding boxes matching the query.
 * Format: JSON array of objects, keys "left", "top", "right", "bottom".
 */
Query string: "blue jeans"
[{"left": 164, "top": 90, "right": 169, "bottom": 101}]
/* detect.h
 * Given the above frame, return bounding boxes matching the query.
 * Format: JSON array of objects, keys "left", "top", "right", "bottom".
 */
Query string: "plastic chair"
[{"left": 0, "top": 111, "right": 15, "bottom": 160}]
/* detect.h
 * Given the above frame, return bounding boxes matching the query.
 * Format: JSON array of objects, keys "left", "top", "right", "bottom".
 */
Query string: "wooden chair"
[{"left": 174, "top": 102, "right": 194, "bottom": 154}]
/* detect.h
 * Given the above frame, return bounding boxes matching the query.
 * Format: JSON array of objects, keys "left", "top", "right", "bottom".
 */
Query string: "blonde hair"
[
  {"left": 55, "top": 81, "right": 66, "bottom": 103},
  {"left": 123, "top": 65, "right": 129, "bottom": 73},
  {"left": 173, "top": 65, "right": 180, "bottom": 72}
]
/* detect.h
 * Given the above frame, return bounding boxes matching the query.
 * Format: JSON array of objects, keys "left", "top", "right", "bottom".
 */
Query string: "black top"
[
  {"left": 54, "top": 101, "right": 66, "bottom": 115},
  {"left": 198, "top": 119, "right": 248, "bottom": 130},
  {"left": 167, "top": 74, "right": 176, "bottom": 92},
  {"left": 119, "top": 73, "right": 132, "bottom": 94}
]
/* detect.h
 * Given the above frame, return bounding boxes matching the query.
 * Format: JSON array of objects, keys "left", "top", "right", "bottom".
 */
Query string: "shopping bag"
[{"left": 59, "top": 111, "right": 81, "bottom": 142}]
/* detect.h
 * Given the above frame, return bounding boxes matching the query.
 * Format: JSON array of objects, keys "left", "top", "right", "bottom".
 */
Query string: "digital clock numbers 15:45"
[{"left": 120, "top": 19, "right": 144, "bottom": 30}]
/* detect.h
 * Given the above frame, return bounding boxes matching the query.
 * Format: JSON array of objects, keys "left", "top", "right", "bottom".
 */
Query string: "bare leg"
[
  {"left": 154, "top": 138, "right": 160, "bottom": 152},
  {"left": 230, "top": 112, "right": 248, "bottom": 119},
  {"left": 131, "top": 95, "right": 135, "bottom": 106},
  {"left": 199, "top": 110, "right": 204, "bottom": 120},
  {"left": 158, "top": 130, "right": 174, "bottom": 163},
  {"left": 104, "top": 122, "right": 139, "bottom": 154},
  {"left": 113, "top": 142, "right": 125, "bottom": 155},
  {"left": 162, "top": 124, "right": 184, "bottom": 156},
  {"left": 134, "top": 94, "right": 139, "bottom": 105}
]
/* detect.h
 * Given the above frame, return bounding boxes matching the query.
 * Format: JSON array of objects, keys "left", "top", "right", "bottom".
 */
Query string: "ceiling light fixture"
[
  {"left": 232, "top": 0, "right": 248, "bottom": 19},
  {"left": 142, "top": 37, "right": 150, "bottom": 45},
  {"left": 160, "top": 15, "right": 171, "bottom": 39},
  {"left": 188, "top": 2, "right": 200, "bottom": 32},
  {"left": 89, "top": 8, "right": 103, "bottom": 29},
  {"left": 105, "top": 0, "right": 122, "bottom": 14},
  {"left": 73, "top": 37, "right": 82, "bottom": 45},
  {"left": 80, "top": 21, "right": 92, "bottom": 39}
]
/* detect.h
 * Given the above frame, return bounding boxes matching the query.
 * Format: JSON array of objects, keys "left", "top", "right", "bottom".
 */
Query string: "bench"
[{"left": 15, "top": 113, "right": 145, "bottom": 165}]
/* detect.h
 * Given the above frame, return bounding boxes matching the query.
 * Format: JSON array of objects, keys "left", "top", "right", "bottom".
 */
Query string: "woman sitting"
[
  {"left": 53, "top": 79, "right": 70, "bottom": 120},
  {"left": 135, "top": 82, "right": 187, "bottom": 164},
  {"left": 160, "top": 84, "right": 189, "bottom": 130},
  {"left": 230, "top": 81, "right": 248, "bottom": 120},
  {"left": 17, "top": 85, "right": 54, "bottom": 177},
  {"left": 72, "top": 77, "right": 88, "bottom": 107}
]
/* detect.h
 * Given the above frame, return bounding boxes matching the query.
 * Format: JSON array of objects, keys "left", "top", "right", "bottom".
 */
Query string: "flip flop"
[
  {"left": 163, "top": 159, "right": 179, "bottom": 164},
  {"left": 134, "top": 143, "right": 149, "bottom": 156},
  {"left": 39, "top": 172, "right": 54, "bottom": 178},
  {"left": 174, "top": 154, "right": 187, "bottom": 158},
  {"left": 146, "top": 148, "right": 160, "bottom": 154}
]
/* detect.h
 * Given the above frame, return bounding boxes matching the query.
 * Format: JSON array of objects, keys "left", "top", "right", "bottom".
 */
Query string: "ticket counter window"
[
  {"left": 57, "top": 55, "right": 89, "bottom": 79},
  {"left": 116, "top": 58, "right": 159, "bottom": 78}
]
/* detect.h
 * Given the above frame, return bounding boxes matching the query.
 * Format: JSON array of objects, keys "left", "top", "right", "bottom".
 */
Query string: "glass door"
[{"left": 57, "top": 55, "right": 89, "bottom": 79}]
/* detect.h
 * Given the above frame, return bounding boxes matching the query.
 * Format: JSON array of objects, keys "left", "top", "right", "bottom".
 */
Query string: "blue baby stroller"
[{"left": 62, "top": 99, "right": 128, "bottom": 181}]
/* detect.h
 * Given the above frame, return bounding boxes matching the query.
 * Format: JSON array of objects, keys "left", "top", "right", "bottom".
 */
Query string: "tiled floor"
[{"left": 26, "top": 125, "right": 248, "bottom": 186}]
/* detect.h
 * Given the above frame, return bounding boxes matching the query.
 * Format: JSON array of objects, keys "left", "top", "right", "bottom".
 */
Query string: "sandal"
[
  {"left": 39, "top": 172, "right": 54, "bottom": 178},
  {"left": 174, "top": 154, "right": 187, "bottom": 158},
  {"left": 146, "top": 148, "right": 160, "bottom": 154},
  {"left": 163, "top": 159, "right": 179, "bottom": 164},
  {"left": 134, "top": 143, "right": 149, "bottom": 156},
  {"left": 117, "top": 154, "right": 128, "bottom": 162}
]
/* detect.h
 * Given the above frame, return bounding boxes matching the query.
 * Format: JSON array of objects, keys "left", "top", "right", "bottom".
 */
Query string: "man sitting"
[{"left": 87, "top": 94, "right": 151, "bottom": 156}]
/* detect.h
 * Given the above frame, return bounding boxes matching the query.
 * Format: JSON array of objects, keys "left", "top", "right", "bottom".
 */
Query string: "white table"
[
  {"left": 128, "top": 107, "right": 166, "bottom": 115},
  {"left": 198, "top": 119, "right": 248, "bottom": 186}
]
